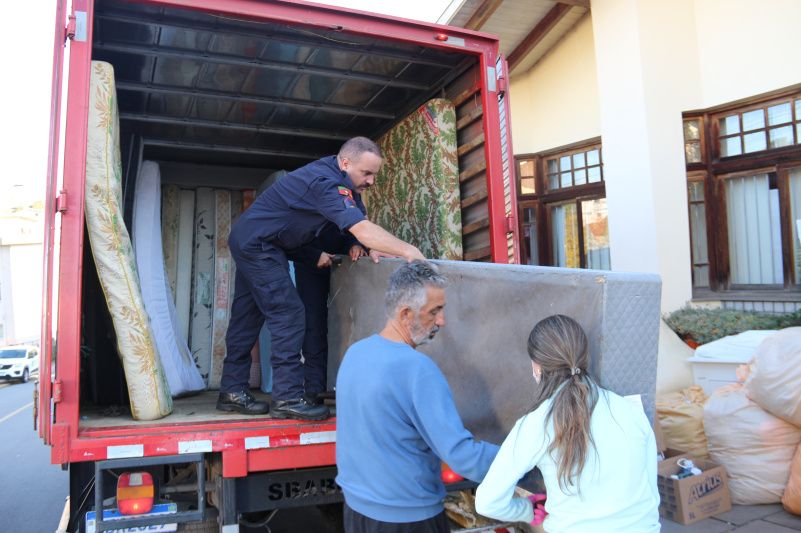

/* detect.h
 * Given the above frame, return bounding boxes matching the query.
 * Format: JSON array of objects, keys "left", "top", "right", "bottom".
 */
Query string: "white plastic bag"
[
  {"left": 656, "top": 386, "right": 709, "bottom": 459},
  {"left": 746, "top": 327, "right": 801, "bottom": 426},
  {"left": 703, "top": 383, "right": 801, "bottom": 504}
]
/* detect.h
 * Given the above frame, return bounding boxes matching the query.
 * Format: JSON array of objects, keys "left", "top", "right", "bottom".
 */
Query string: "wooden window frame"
[
  {"left": 684, "top": 84, "right": 801, "bottom": 301},
  {"left": 516, "top": 137, "right": 606, "bottom": 267}
]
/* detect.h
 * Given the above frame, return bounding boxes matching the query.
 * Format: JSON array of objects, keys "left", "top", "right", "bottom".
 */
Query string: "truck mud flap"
[{"left": 235, "top": 466, "right": 342, "bottom": 512}]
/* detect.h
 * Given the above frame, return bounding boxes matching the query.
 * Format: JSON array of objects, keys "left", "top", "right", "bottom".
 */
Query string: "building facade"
[{"left": 444, "top": 0, "right": 801, "bottom": 392}]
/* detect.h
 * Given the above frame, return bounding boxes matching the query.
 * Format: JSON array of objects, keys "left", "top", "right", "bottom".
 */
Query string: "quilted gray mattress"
[{"left": 327, "top": 259, "right": 661, "bottom": 445}]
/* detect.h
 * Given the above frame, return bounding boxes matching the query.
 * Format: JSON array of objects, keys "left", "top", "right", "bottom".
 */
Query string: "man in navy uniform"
[{"left": 218, "top": 137, "right": 424, "bottom": 420}]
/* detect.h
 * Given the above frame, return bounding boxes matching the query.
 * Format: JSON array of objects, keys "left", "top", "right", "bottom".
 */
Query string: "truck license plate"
[{"left": 85, "top": 503, "right": 177, "bottom": 533}]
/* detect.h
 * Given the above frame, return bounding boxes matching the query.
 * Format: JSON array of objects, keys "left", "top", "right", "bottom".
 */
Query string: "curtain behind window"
[
  {"left": 726, "top": 174, "right": 783, "bottom": 285},
  {"left": 791, "top": 168, "right": 801, "bottom": 284}
]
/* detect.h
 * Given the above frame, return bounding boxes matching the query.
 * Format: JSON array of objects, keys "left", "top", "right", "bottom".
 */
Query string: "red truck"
[{"left": 40, "top": 0, "right": 518, "bottom": 531}]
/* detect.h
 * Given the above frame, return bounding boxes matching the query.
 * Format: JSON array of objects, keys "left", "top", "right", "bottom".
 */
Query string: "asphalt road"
[{"left": 0, "top": 377, "right": 69, "bottom": 533}]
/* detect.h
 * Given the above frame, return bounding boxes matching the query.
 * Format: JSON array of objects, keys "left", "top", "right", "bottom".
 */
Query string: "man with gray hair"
[{"left": 336, "top": 260, "right": 499, "bottom": 532}]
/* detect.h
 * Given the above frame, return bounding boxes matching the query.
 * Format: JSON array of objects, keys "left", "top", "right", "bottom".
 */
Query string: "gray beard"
[{"left": 412, "top": 325, "right": 439, "bottom": 347}]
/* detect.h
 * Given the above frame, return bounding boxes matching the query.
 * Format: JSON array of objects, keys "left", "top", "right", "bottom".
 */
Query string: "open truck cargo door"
[
  {"left": 43, "top": 0, "right": 96, "bottom": 460},
  {"left": 496, "top": 54, "right": 520, "bottom": 264},
  {"left": 39, "top": 0, "right": 70, "bottom": 443}
]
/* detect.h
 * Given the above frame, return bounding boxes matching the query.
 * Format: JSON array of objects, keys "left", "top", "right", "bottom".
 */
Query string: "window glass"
[
  {"left": 721, "top": 137, "right": 742, "bottom": 157},
  {"left": 586, "top": 149, "right": 600, "bottom": 166},
  {"left": 574, "top": 168, "right": 587, "bottom": 185},
  {"left": 519, "top": 160, "right": 535, "bottom": 177},
  {"left": 690, "top": 203, "right": 709, "bottom": 287},
  {"left": 687, "top": 181, "right": 709, "bottom": 288},
  {"left": 688, "top": 181, "right": 704, "bottom": 202},
  {"left": 581, "top": 198, "right": 610, "bottom": 270},
  {"left": 522, "top": 207, "right": 538, "bottom": 266},
  {"left": 587, "top": 166, "right": 602, "bottom": 183},
  {"left": 769, "top": 126, "right": 793, "bottom": 149},
  {"left": 768, "top": 103, "right": 792, "bottom": 125},
  {"left": 725, "top": 173, "right": 783, "bottom": 285},
  {"left": 560, "top": 155, "right": 572, "bottom": 171},
  {"left": 742, "top": 109, "right": 765, "bottom": 131},
  {"left": 520, "top": 178, "right": 536, "bottom": 195},
  {"left": 572, "top": 152, "right": 585, "bottom": 168},
  {"left": 560, "top": 172, "right": 571, "bottom": 188},
  {"left": 684, "top": 120, "right": 700, "bottom": 140},
  {"left": 790, "top": 168, "right": 801, "bottom": 284},
  {"left": 743, "top": 131, "right": 767, "bottom": 153},
  {"left": 551, "top": 203, "right": 579, "bottom": 268},
  {"left": 720, "top": 115, "right": 740, "bottom": 135},
  {"left": 685, "top": 142, "right": 701, "bottom": 163},
  {"left": 519, "top": 160, "right": 536, "bottom": 194},
  {"left": 547, "top": 159, "right": 558, "bottom": 174}
]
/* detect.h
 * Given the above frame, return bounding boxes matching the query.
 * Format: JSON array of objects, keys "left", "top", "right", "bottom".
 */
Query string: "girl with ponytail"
[{"left": 475, "top": 315, "right": 660, "bottom": 532}]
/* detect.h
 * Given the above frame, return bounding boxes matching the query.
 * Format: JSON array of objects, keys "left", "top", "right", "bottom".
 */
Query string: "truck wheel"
[{"left": 20, "top": 368, "right": 29, "bottom": 383}]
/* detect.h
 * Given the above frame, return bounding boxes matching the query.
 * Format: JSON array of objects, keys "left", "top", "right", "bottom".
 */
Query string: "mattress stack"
[{"left": 150, "top": 185, "right": 257, "bottom": 389}]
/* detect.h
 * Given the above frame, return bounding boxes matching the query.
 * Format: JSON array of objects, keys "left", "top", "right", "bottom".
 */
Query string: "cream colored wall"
[
  {"left": 507, "top": 0, "right": 801, "bottom": 396},
  {"left": 508, "top": 15, "right": 601, "bottom": 155},
  {"left": 694, "top": 0, "right": 801, "bottom": 107}
]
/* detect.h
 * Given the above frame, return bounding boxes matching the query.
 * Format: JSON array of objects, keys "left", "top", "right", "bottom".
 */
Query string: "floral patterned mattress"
[
  {"left": 366, "top": 98, "right": 462, "bottom": 260},
  {"left": 84, "top": 61, "right": 173, "bottom": 420}
]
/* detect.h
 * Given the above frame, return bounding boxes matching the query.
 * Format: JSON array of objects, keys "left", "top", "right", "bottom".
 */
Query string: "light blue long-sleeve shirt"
[
  {"left": 336, "top": 334, "right": 499, "bottom": 523},
  {"left": 475, "top": 389, "right": 661, "bottom": 532}
]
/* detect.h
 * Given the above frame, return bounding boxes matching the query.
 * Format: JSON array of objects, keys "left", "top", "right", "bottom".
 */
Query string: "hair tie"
[{"left": 570, "top": 367, "right": 582, "bottom": 376}]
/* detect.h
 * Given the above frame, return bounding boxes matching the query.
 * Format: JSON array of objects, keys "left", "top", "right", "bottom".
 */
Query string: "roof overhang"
[{"left": 440, "top": 0, "right": 589, "bottom": 76}]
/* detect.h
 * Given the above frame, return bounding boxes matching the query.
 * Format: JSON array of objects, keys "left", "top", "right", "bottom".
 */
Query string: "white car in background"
[{"left": 0, "top": 345, "right": 39, "bottom": 383}]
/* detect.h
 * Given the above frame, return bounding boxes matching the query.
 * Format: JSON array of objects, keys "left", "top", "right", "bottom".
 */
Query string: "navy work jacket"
[{"left": 229, "top": 156, "right": 367, "bottom": 258}]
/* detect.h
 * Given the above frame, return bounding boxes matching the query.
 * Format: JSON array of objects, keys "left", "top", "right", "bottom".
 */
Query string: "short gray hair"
[
  {"left": 385, "top": 260, "right": 447, "bottom": 316},
  {"left": 338, "top": 136, "right": 382, "bottom": 161}
]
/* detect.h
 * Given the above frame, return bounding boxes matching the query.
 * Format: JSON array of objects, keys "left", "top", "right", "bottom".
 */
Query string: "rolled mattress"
[
  {"left": 84, "top": 61, "right": 172, "bottom": 420},
  {"left": 133, "top": 160, "right": 205, "bottom": 397}
]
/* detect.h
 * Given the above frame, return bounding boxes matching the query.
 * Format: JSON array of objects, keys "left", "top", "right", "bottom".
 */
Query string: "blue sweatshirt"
[{"left": 336, "top": 335, "right": 499, "bottom": 523}]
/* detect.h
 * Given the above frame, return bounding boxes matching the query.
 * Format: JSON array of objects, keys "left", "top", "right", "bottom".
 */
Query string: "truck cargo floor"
[{"left": 78, "top": 390, "right": 335, "bottom": 429}]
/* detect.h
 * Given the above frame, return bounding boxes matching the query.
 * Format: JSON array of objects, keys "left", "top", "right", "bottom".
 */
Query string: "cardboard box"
[{"left": 657, "top": 455, "right": 731, "bottom": 525}]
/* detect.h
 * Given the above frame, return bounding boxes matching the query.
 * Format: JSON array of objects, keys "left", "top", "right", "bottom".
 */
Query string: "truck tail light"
[{"left": 117, "top": 472, "right": 154, "bottom": 515}]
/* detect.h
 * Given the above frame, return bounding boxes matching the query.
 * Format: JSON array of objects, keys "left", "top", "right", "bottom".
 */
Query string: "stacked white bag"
[{"left": 703, "top": 327, "right": 801, "bottom": 507}]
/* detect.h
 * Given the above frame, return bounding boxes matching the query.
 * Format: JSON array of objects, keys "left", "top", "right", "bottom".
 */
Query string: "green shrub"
[{"left": 664, "top": 306, "right": 801, "bottom": 345}]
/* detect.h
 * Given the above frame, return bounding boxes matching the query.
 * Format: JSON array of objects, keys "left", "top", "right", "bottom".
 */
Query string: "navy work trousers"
[
  {"left": 294, "top": 226, "right": 352, "bottom": 395},
  {"left": 222, "top": 240, "right": 305, "bottom": 400},
  {"left": 222, "top": 227, "right": 352, "bottom": 400}
]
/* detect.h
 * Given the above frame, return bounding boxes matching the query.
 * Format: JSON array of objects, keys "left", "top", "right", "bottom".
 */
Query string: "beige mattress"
[{"left": 84, "top": 61, "right": 173, "bottom": 420}]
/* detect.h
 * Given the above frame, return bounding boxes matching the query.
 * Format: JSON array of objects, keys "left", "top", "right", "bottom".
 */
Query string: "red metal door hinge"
[
  {"left": 505, "top": 215, "right": 516, "bottom": 233},
  {"left": 53, "top": 379, "right": 63, "bottom": 404},
  {"left": 56, "top": 191, "right": 68, "bottom": 214},
  {"left": 65, "top": 14, "right": 76, "bottom": 42},
  {"left": 497, "top": 76, "right": 508, "bottom": 97}
]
